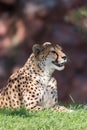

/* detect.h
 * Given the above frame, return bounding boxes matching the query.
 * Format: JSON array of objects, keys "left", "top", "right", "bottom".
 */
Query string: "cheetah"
[{"left": 0, "top": 42, "right": 69, "bottom": 111}]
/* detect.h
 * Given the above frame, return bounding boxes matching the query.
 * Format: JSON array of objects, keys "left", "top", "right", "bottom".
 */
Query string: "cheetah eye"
[{"left": 50, "top": 50, "right": 56, "bottom": 54}]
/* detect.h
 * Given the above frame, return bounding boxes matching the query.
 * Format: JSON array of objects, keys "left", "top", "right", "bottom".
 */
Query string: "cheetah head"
[{"left": 32, "top": 42, "right": 67, "bottom": 71}]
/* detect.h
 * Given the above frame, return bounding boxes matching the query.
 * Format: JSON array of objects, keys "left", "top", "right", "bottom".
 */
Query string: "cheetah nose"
[{"left": 62, "top": 56, "right": 67, "bottom": 60}]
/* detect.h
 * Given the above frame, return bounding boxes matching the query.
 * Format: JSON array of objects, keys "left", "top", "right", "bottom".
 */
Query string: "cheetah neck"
[
  {"left": 24, "top": 54, "right": 55, "bottom": 83},
  {"left": 38, "top": 59, "right": 55, "bottom": 77}
]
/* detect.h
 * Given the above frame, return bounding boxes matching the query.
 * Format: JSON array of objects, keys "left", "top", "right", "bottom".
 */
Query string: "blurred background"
[{"left": 0, "top": 0, "right": 87, "bottom": 104}]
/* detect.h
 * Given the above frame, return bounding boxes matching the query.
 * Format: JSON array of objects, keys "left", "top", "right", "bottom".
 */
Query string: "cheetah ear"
[
  {"left": 32, "top": 44, "right": 41, "bottom": 56},
  {"left": 43, "top": 42, "right": 52, "bottom": 46}
]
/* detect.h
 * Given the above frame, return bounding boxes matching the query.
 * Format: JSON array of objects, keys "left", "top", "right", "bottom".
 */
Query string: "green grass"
[{"left": 0, "top": 105, "right": 87, "bottom": 130}]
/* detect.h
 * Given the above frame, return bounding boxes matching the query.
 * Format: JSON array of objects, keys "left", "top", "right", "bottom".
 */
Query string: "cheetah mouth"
[{"left": 52, "top": 61, "right": 66, "bottom": 67}]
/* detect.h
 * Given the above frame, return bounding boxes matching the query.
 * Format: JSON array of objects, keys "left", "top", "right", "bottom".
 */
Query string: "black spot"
[
  {"left": 1, "top": 101, "right": 3, "bottom": 104},
  {"left": 32, "top": 95, "right": 35, "bottom": 98},
  {"left": 26, "top": 104, "right": 28, "bottom": 107},
  {"left": 13, "top": 89, "right": 15, "bottom": 92},
  {"left": 17, "top": 79, "right": 20, "bottom": 83},
  {"left": 27, "top": 97, "right": 29, "bottom": 100},
  {"left": 55, "top": 98, "right": 58, "bottom": 102},
  {"left": 6, "top": 91, "right": 8, "bottom": 95},
  {"left": 36, "top": 101, "right": 39, "bottom": 106},
  {"left": 12, "top": 80, "right": 15, "bottom": 83},
  {"left": 14, "top": 78, "right": 17, "bottom": 81},
  {"left": 38, "top": 107, "right": 41, "bottom": 110},
  {"left": 9, "top": 101, "right": 11, "bottom": 104},
  {"left": 37, "top": 93, "right": 39, "bottom": 96},
  {"left": 52, "top": 95, "right": 55, "bottom": 98},
  {"left": 5, "top": 103, "right": 8, "bottom": 106},
  {"left": 15, "top": 85, "right": 17, "bottom": 89},
  {"left": 6, "top": 98, "right": 8, "bottom": 101},
  {"left": 8, "top": 97, "right": 10, "bottom": 100},
  {"left": 25, "top": 77, "right": 28, "bottom": 80},
  {"left": 31, "top": 106, "right": 35, "bottom": 109},
  {"left": 33, "top": 92, "right": 35, "bottom": 94},
  {"left": 31, "top": 102, "right": 34, "bottom": 104},
  {"left": 12, "top": 99, "right": 15, "bottom": 102},
  {"left": 23, "top": 82, "right": 26, "bottom": 84},
  {"left": 17, "top": 101, "right": 19, "bottom": 105},
  {"left": 36, "top": 81, "right": 39, "bottom": 83},
  {"left": 8, "top": 84, "right": 12, "bottom": 88},
  {"left": 35, "top": 98, "right": 38, "bottom": 100},
  {"left": 18, "top": 93, "right": 21, "bottom": 96},
  {"left": 40, "top": 99, "right": 41, "bottom": 102}
]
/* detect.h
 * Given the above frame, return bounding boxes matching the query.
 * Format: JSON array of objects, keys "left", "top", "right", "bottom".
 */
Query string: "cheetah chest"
[
  {"left": 35, "top": 76, "right": 58, "bottom": 108},
  {"left": 41, "top": 88, "right": 57, "bottom": 108}
]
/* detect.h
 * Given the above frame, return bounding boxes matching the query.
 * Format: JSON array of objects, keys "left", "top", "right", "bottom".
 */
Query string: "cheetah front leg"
[
  {"left": 22, "top": 91, "right": 45, "bottom": 111},
  {"left": 53, "top": 105, "right": 69, "bottom": 112},
  {"left": 30, "top": 106, "right": 45, "bottom": 111},
  {"left": 47, "top": 78, "right": 71, "bottom": 112}
]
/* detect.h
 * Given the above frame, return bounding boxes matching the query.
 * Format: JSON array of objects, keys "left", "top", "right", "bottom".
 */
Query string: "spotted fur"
[{"left": 0, "top": 42, "right": 68, "bottom": 111}]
